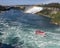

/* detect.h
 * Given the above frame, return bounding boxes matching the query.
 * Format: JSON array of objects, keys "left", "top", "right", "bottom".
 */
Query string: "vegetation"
[
  {"left": 36, "top": 9, "right": 60, "bottom": 25},
  {"left": 0, "top": 3, "right": 60, "bottom": 25},
  {"left": 42, "top": 3, "right": 60, "bottom": 8},
  {"left": 51, "top": 12, "right": 60, "bottom": 25},
  {"left": 36, "top": 3, "right": 60, "bottom": 25},
  {"left": 37, "top": 9, "right": 51, "bottom": 15}
]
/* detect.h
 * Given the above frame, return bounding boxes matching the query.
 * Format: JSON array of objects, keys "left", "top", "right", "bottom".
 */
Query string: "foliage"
[
  {"left": 37, "top": 9, "right": 60, "bottom": 25},
  {"left": 51, "top": 12, "right": 60, "bottom": 24},
  {"left": 43, "top": 3, "right": 60, "bottom": 8}
]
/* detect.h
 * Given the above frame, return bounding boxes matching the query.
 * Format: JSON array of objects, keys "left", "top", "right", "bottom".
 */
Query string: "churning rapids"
[{"left": 0, "top": 9, "right": 60, "bottom": 48}]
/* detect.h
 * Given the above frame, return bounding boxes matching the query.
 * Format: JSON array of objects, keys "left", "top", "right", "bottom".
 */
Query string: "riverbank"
[{"left": 36, "top": 9, "right": 60, "bottom": 25}]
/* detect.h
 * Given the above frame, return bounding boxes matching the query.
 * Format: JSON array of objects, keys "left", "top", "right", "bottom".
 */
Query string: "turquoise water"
[{"left": 0, "top": 9, "right": 60, "bottom": 48}]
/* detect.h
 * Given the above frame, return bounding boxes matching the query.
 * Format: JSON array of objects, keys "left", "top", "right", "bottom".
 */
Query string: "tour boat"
[{"left": 35, "top": 30, "right": 45, "bottom": 36}]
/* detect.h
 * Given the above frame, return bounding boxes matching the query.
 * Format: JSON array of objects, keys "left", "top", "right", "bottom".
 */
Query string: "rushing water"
[{"left": 0, "top": 9, "right": 60, "bottom": 48}]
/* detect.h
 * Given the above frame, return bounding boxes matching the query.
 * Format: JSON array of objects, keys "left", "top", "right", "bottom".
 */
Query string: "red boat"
[{"left": 35, "top": 30, "right": 45, "bottom": 36}]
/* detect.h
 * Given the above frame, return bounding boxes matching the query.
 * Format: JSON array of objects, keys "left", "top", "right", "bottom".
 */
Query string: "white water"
[
  {"left": 0, "top": 21, "right": 60, "bottom": 48},
  {"left": 24, "top": 6, "right": 43, "bottom": 14},
  {"left": 0, "top": 9, "right": 60, "bottom": 48}
]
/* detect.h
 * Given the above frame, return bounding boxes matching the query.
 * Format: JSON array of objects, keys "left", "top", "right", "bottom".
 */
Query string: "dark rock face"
[
  {"left": 0, "top": 6, "right": 7, "bottom": 11},
  {"left": 0, "top": 6, "right": 25, "bottom": 11}
]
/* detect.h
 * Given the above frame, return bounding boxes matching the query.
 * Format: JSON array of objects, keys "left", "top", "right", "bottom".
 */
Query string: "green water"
[{"left": 0, "top": 9, "right": 60, "bottom": 48}]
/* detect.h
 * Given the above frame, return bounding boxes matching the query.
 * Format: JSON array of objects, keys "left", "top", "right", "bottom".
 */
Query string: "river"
[{"left": 0, "top": 9, "right": 60, "bottom": 48}]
